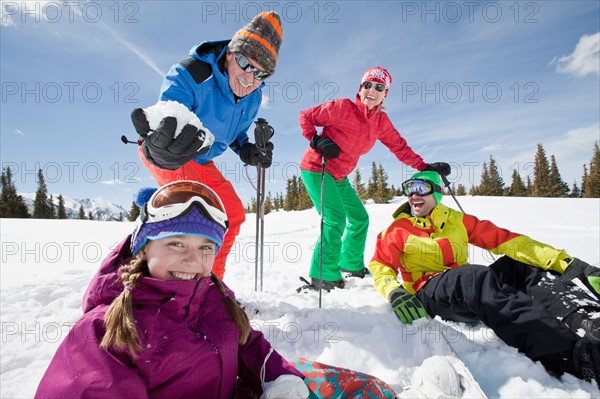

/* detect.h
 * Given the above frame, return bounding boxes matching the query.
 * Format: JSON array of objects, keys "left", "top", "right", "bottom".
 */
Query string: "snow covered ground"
[{"left": 1, "top": 196, "right": 599, "bottom": 398}]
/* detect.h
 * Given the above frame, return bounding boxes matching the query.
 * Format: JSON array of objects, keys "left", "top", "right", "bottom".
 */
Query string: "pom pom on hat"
[
  {"left": 134, "top": 187, "right": 158, "bottom": 207},
  {"left": 361, "top": 67, "right": 392, "bottom": 88},
  {"left": 228, "top": 12, "right": 283, "bottom": 74}
]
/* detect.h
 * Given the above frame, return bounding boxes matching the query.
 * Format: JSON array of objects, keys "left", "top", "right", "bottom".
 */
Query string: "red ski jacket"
[{"left": 299, "top": 95, "right": 427, "bottom": 181}]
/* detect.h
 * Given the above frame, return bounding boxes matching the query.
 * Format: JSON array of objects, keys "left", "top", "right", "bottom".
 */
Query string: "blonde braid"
[
  {"left": 210, "top": 274, "right": 251, "bottom": 345},
  {"left": 100, "top": 258, "right": 146, "bottom": 357}
]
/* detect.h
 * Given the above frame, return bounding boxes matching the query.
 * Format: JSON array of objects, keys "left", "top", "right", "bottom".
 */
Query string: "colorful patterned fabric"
[{"left": 289, "top": 358, "right": 397, "bottom": 399}]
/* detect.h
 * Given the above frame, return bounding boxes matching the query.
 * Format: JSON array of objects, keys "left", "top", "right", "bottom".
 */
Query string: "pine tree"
[
  {"left": 569, "top": 181, "right": 581, "bottom": 198},
  {"left": 48, "top": 194, "right": 56, "bottom": 219},
  {"left": 468, "top": 185, "right": 479, "bottom": 196},
  {"left": 351, "top": 169, "right": 367, "bottom": 203},
  {"left": 0, "top": 167, "right": 30, "bottom": 218},
  {"left": 87, "top": 211, "right": 95, "bottom": 220},
  {"left": 128, "top": 201, "right": 140, "bottom": 221},
  {"left": 585, "top": 142, "right": 600, "bottom": 198},
  {"left": 581, "top": 164, "right": 589, "bottom": 198},
  {"left": 284, "top": 176, "right": 299, "bottom": 211},
  {"left": 246, "top": 197, "right": 257, "bottom": 213},
  {"left": 33, "top": 169, "right": 53, "bottom": 219},
  {"left": 264, "top": 193, "right": 270, "bottom": 214},
  {"left": 481, "top": 156, "right": 504, "bottom": 196},
  {"left": 547, "top": 155, "right": 569, "bottom": 197},
  {"left": 297, "top": 180, "right": 313, "bottom": 210},
  {"left": 526, "top": 176, "right": 533, "bottom": 196},
  {"left": 509, "top": 170, "right": 528, "bottom": 197},
  {"left": 375, "top": 164, "right": 393, "bottom": 203},
  {"left": 78, "top": 205, "right": 86, "bottom": 220},
  {"left": 367, "top": 162, "right": 380, "bottom": 200},
  {"left": 275, "top": 193, "right": 284, "bottom": 210},
  {"left": 57, "top": 195, "right": 67, "bottom": 219},
  {"left": 456, "top": 184, "right": 467, "bottom": 196},
  {"left": 477, "top": 162, "right": 490, "bottom": 195},
  {"left": 533, "top": 144, "right": 551, "bottom": 197}
]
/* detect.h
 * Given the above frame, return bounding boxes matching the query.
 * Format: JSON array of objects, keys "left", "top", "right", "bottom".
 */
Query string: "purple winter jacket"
[{"left": 35, "top": 235, "right": 302, "bottom": 399}]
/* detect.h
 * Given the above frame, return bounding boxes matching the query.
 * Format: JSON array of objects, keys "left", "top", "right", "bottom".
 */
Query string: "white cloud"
[
  {"left": 546, "top": 124, "right": 600, "bottom": 156},
  {"left": 14, "top": 129, "right": 24, "bottom": 136},
  {"left": 554, "top": 32, "right": 600, "bottom": 77},
  {"left": 260, "top": 93, "right": 271, "bottom": 109},
  {"left": 481, "top": 144, "right": 503, "bottom": 153}
]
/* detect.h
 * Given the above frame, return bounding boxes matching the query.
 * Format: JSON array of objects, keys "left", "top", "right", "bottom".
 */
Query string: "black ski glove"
[
  {"left": 310, "top": 135, "right": 340, "bottom": 159},
  {"left": 389, "top": 287, "right": 429, "bottom": 324},
  {"left": 561, "top": 258, "right": 600, "bottom": 300},
  {"left": 239, "top": 142, "right": 274, "bottom": 168},
  {"left": 132, "top": 108, "right": 212, "bottom": 170},
  {"left": 425, "top": 162, "right": 451, "bottom": 177}
]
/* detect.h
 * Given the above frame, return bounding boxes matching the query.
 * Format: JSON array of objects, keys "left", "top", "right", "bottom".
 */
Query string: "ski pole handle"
[{"left": 254, "top": 118, "right": 274, "bottom": 152}]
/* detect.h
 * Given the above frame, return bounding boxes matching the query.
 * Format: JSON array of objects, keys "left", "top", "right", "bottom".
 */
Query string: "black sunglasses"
[
  {"left": 361, "top": 81, "right": 387, "bottom": 92},
  {"left": 235, "top": 53, "right": 270, "bottom": 81}
]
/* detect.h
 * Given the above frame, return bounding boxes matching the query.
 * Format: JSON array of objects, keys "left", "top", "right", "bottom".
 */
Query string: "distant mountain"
[{"left": 21, "top": 193, "right": 129, "bottom": 221}]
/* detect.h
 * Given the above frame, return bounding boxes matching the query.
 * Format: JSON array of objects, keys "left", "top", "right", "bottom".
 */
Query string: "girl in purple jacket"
[{"left": 35, "top": 181, "right": 308, "bottom": 399}]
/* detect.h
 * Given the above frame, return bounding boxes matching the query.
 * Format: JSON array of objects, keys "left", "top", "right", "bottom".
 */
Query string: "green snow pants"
[{"left": 301, "top": 170, "right": 369, "bottom": 281}]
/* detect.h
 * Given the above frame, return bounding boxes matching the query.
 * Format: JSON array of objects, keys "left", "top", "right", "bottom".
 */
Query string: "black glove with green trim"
[
  {"left": 389, "top": 287, "right": 429, "bottom": 324},
  {"left": 561, "top": 258, "right": 600, "bottom": 300}
]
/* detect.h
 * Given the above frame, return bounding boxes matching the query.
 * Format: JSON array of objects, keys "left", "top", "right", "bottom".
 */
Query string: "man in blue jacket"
[{"left": 131, "top": 12, "right": 282, "bottom": 279}]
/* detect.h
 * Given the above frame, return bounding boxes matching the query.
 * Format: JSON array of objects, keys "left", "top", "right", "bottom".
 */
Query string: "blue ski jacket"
[{"left": 159, "top": 40, "right": 263, "bottom": 164}]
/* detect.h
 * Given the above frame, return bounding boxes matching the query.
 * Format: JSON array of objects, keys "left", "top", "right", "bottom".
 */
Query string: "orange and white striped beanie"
[{"left": 228, "top": 12, "right": 283, "bottom": 74}]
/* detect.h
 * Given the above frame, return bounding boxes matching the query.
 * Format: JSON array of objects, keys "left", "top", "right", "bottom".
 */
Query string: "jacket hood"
[{"left": 190, "top": 40, "right": 230, "bottom": 63}]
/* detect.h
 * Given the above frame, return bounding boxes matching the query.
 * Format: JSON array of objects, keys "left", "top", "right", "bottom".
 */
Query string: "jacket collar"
[
  {"left": 354, "top": 94, "right": 383, "bottom": 117},
  {"left": 392, "top": 202, "right": 451, "bottom": 232}
]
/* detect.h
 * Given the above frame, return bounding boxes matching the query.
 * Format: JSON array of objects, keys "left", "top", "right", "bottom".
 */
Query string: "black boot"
[
  {"left": 340, "top": 267, "right": 371, "bottom": 279},
  {"left": 310, "top": 278, "right": 345, "bottom": 291},
  {"left": 564, "top": 308, "right": 600, "bottom": 342},
  {"left": 573, "top": 339, "right": 600, "bottom": 385}
]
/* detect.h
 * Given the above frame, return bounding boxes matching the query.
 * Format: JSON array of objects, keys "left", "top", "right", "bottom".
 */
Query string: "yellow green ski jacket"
[{"left": 369, "top": 202, "right": 571, "bottom": 298}]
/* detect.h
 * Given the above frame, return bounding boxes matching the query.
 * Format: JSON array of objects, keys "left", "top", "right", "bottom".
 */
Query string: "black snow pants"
[{"left": 415, "top": 256, "right": 598, "bottom": 375}]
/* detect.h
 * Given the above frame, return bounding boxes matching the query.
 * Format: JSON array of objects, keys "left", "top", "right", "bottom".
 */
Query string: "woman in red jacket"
[{"left": 299, "top": 67, "right": 450, "bottom": 290}]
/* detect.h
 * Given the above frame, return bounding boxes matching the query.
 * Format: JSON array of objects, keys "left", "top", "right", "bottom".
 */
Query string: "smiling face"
[
  {"left": 408, "top": 193, "right": 437, "bottom": 218},
  {"left": 225, "top": 51, "right": 265, "bottom": 97},
  {"left": 140, "top": 235, "right": 217, "bottom": 281},
  {"left": 359, "top": 81, "right": 387, "bottom": 110}
]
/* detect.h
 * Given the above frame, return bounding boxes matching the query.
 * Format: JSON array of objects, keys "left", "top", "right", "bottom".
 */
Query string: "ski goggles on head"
[
  {"left": 235, "top": 53, "right": 271, "bottom": 81},
  {"left": 141, "top": 181, "right": 228, "bottom": 229},
  {"left": 361, "top": 81, "right": 387, "bottom": 92},
  {"left": 401, "top": 179, "right": 442, "bottom": 197}
]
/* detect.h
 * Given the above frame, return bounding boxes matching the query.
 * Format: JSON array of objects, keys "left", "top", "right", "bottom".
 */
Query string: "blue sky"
[{"left": 1, "top": 1, "right": 599, "bottom": 209}]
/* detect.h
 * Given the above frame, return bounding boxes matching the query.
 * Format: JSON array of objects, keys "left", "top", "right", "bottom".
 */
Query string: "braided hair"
[{"left": 100, "top": 258, "right": 251, "bottom": 357}]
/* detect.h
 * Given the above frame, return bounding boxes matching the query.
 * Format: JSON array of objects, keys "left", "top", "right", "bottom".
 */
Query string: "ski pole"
[
  {"left": 253, "top": 119, "right": 274, "bottom": 292},
  {"left": 318, "top": 154, "right": 327, "bottom": 308},
  {"left": 254, "top": 165, "right": 264, "bottom": 291},
  {"left": 441, "top": 174, "right": 495, "bottom": 260},
  {"left": 440, "top": 175, "right": 466, "bottom": 214}
]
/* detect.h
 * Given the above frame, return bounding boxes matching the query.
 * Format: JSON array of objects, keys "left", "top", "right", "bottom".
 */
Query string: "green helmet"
[{"left": 409, "top": 170, "right": 443, "bottom": 204}]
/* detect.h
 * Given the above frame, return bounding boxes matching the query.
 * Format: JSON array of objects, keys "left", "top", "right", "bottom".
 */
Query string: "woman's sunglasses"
[
  {"left": 361, "top": 81, "right": 387, "bottom": 92},
  {"left": 235, "top": 53, "right": 271, "bottom": 81}
]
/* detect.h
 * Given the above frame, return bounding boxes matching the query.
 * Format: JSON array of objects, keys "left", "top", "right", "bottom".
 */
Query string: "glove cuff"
[
  {"left": 388, "top": 286, "right": 408, "bottom": 302},
  {"left": 309, "top": 135, "right": 321, "bottom": 149}
]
